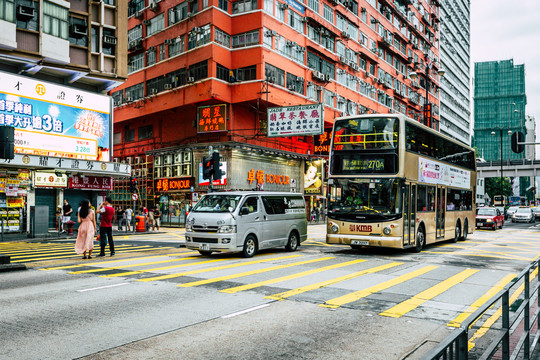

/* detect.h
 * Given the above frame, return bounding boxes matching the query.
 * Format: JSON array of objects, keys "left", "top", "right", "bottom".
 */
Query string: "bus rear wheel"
[
  {"left": 453, "top": 222, "right": 461, "bottom": 243},
  {"left": 414, "top": 228, "right": 425, "bottom": 253},
  {"left": 460, "top": 222, "right": 468, "bottom": 241}
]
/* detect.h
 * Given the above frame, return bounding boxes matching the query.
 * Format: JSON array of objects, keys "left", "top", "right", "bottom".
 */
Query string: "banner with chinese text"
[{"left": 267, "top": 104, "right": 323, "bottom": 137}]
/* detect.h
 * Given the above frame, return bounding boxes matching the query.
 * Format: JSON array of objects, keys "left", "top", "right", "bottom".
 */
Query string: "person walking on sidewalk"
[
  {"left": 74, "top": 200, "right": 97, "bottom": 259},
  {"left": 153, "top": 206, "right": 161, "bottom": 231},
  {"left": 117, "top": 207, "right": 125, "bottom": 231},
  {"left": 125, "top": 206, "right": 133, "bottom": 231},
  {"left": 62, "top": 199, "right": 73, "bottom": 233},
  {"left": 97, "top": 197, "right": 115, "bottom": 257}
]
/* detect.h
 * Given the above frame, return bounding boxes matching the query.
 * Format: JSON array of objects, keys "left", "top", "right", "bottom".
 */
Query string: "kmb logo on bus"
[{"left": 350, "top": 225, "right": 372, "bottom": 232}]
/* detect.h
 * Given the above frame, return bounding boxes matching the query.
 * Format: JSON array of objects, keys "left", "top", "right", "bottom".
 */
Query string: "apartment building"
[{"left": 111, "top": 0, "right": 442, "bottom": 221}]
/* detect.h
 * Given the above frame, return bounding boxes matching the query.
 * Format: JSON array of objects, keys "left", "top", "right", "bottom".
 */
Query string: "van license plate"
[
  {"left": 199, "top": 243, "right": 210, "bottom": 251},
  {"left": 351, "top": 240, "right": 369, "bottom": 246}
]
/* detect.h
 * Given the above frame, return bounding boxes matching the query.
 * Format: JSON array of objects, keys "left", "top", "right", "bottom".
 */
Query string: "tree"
[{"left": 485, "top": 177, "right": 513, "bottom": 203}]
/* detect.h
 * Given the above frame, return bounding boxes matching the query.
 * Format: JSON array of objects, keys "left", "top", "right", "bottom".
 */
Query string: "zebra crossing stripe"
[
  {"left": 182, "top": 258, "right": 364, "bottom": 290},
  {"left": 319, "top": 265, "right": 437, "bottom": 309},
  {"left": 379, "top": 268, "right": 479, "bottom": 318}
]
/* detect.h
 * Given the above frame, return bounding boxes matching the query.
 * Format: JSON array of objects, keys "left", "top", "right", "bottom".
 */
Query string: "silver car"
[{"left": 512, "top": 207, "right": 535, "bottom": 223}]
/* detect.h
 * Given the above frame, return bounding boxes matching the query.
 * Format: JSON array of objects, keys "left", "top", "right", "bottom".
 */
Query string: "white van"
[{"left": 185, "top": 191, "right": 307, "bottom": 257}]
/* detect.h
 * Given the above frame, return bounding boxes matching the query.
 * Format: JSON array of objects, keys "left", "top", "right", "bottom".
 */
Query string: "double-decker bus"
[{"left": 326, "top": 114, "right": 476, "bottom": 252}]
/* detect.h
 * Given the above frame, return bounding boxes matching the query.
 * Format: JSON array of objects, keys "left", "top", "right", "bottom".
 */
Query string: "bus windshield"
[
  {"left": 191, "top": 195, "right": 243, "bottom": 213},
  {"left": 328, "top": 178, "right": 402, "bottom": 222},
  {"left": 333, "top": 117, "right": 399, "bottom": 150}
]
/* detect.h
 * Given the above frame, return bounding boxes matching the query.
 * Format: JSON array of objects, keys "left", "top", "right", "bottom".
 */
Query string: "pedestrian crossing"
[{"left": 0, "top": 242, "right": 174, "bottom": 263}]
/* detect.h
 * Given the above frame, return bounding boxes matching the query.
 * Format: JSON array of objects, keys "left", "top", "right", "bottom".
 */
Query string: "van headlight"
[
  {"left": 383, "top": 226, "right": 392, "bottom": 235},
  {"left": 218, "top": 225, "right": 236, "bottom": 233},
  {"left": 185, "top": 223, "right": 193, "bottom": 231}
]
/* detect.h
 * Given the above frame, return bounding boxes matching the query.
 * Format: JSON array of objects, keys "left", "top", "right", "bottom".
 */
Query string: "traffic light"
[
  {"left": 212, "top": 152, "right": 222, "bottom": 179},
  {"left": 423, "top": 103, "right": 432, "bottom": 128},
  {"left": 511, "top": 131, "right": 525, "bottom": 153},
  {"left": 202, "top": 156, "right": 213, "bottom": 180},
  {"left": 129, "top": 176, "right": 138, "bottom": 192}
]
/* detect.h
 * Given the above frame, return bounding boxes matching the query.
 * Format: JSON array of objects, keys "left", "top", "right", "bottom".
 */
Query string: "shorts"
[{"left": 62, "top": 216, "right": 71, "bottom": 223}]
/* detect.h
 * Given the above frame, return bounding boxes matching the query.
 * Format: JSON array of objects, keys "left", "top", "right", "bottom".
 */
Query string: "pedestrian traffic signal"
[
  {"left": 202, "top": 156, "right": 213, "bottom": 180},
  {"left": 212, "top": 152, "right": 222, "bottom": 179},
  {"left": 129, "top": 176, "right": 138, "bottom": 192},
  {"left": 511, "top": 131, "right": 525, "bottom": 153}
]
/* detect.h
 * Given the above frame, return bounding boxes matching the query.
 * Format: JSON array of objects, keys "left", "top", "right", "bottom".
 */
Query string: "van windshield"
[{"left": 191, "top": 195, "right": 243, "bottom": 213}]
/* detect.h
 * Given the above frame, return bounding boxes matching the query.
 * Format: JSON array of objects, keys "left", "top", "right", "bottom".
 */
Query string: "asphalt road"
[{"left": 1, "top": 221, "right": 539, "bottom": 360}]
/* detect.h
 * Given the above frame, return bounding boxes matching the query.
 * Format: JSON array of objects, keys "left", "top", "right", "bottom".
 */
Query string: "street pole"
[
  {"left": 208, "top": 146, "right": 213, "bottom": 193},
  {"left": 500, "top": 129, "right": 504, "bottom": 197}
]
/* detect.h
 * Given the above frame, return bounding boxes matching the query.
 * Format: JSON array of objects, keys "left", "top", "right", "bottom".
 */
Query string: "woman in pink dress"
[{"left": 75, "top": 200, "right": 97, "bottom": 259}]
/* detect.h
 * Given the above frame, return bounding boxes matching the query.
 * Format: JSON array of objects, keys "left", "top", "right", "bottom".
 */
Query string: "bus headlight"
[
  {"left": 383, "top": 226, "right": 392, "bottom": 235},
  {"left": 330, "top": 223, "right": 339, "bottom": 233},
  {"left": 218, "top": 225, "right": 236, "bottom": 233}
]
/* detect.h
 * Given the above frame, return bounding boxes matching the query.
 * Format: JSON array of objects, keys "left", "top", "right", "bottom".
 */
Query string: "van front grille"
[
  {"left": 192, "top": 237, "right": 219, "bottom": 243},
  {"left": 193, "top": 225, "right": 219, "bottom": 233}
]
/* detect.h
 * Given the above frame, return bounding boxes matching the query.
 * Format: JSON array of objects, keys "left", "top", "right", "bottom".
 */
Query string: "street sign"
[{"left": 131, "top": 193, "right": 139, "bottom": 201}]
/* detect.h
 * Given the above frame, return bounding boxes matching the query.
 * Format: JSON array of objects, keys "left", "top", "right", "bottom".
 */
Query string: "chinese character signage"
[
  {"left": 156, "top": 177, "right": 193, "bottom": 192},
  {"left": 267, "top": 104, "right": 323, "bottom": 137},
  {"left": 197, "top": 104, "right": 227, "bottom": 133},
  {"left": 304, "top": 160, "right": 323, "bottom": 194},
  {"left": 0, "top": 70, "right": 111, "bottom": 161},
  {"left": 247, "top": 169, "right": 291, "bottom": 189},
  {"left": 34, "top": 172, "right": 68, "bottom": 188},
  {"left": 313, "top": 128, "right": 333, "bottom": 156},
  {"left": 69, "top": 175, "right": 113, "bottom": 190}
]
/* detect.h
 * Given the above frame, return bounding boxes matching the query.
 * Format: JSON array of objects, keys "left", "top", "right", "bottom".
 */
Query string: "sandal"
[
  {"left": 87, "top": 255, "right": 92, "bottom": 259},
  {"left": 82, "top": 256, "right": 88, "bottom": 259}
]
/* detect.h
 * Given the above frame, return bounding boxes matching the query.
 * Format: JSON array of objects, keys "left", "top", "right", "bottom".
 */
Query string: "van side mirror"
[{"left": 240, "top": 206, "right": 249, "bottom": 215}]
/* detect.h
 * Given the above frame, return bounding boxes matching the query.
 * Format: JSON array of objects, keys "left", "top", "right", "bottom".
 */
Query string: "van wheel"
[
  {"left": 285, "top": 232, "right": 299, "bottom": 251},
  {"left": 453, "top": 222, "right": 460, "bottom": 243},
  {"left": 413, "top": 228, "right": 425, "bottom": 253},
  {"left": 198, "top": 250, "right": 212, "bottom": 256},
  {"left": 242, "top": 235, "right": 257, "bottom": 258}
]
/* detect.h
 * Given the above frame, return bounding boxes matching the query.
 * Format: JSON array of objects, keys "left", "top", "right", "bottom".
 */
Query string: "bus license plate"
[
  {"left": 351, "top": 240, "right": 369, "bottom": 246},
  {"left": 199, "top": 243, "right": 210, "bottom": 251}
]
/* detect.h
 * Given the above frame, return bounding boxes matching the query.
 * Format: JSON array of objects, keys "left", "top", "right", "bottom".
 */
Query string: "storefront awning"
[{"left": 3, "top": 154, "right": 131, "bottom": 178}]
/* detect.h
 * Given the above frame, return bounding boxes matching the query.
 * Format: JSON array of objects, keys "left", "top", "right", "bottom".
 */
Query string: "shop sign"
[
  {"left": 18, "top": 169, "right": 30, "bottom": 180},
  {"left": 69, "top": 175, "right": 113, "bottom": 190},
  {"left": 247, "top": 169, "right": 291, "bottom": 187},
  {"left": 5, "top": 178, "right": 19, "bottom": 196},
  {"left": 156, "top": 177, "right": 193, "bottom": 192},
  {"left": 7, "top": 197, "right": 24, "bottom": 207},
  {"left": 198, "top": 162, "right": 227, "bottom": 186},
  {"left": 1, "top": 153, "right": 131, "bottom": 176},
  {"left": 314, "top": 128, "right": 333, "bottom": 156},
  {"left": 267, "top": 104, "right": 323, "bottom": 137},
  {"left": 35, "top": 172, "right": 68, "bottom": 188},
  {"left": 197, "top": 104, "right": 227, "bottom": 133},
  {"left": 0, "top": 70, "right": 111, "bottom": 161},
  {"left": 304, "top": 160, "right": 323, "bottom": 194}
]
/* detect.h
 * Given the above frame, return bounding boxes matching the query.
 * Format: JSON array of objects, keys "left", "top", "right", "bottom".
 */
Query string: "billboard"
[
  {"left": 304, "top": 160, "right": 323, "bottom": 194},
  {"left": 267, "top": 103, "right": 323, "bottom": 137},
  {"left": 197, "top": 104, "right": 227, "bottom": 133},
  {"left": 0, "top": 71, "right": 111, "bottom": 161}
]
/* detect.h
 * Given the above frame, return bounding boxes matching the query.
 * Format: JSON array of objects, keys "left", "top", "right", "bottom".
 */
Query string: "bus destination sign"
[{"left": 343, "top": 158, "right": 385, "bottom": 172}]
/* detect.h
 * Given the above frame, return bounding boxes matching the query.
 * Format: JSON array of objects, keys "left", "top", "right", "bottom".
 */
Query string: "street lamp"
[
  {"left": 491, "top": 129, "right": 513, "bottom": 198},
  {"left": 409, "top": 59, "right": 445, "bottom": 130}
]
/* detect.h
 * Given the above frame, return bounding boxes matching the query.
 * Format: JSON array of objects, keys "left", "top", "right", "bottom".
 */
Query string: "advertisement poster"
[
  {"left": 418, "top": 157, "right": 471, "bottom": 189},
  {"left": 0, "top": 70, "right": 111, "bottom": 161},
  {"left": 304, "top": 160, "right": 323, "bottom": 194},
  {"left": 267, "top": 104, "right": 323, "bottom": 137}
]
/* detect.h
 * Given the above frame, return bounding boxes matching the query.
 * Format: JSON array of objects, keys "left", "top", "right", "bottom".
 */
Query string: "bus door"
[
  {"left": 403, "top": 183, "right": 416, "bottom": 247},
  {"left": 436, "top": 186, "right": 445, "bottom": 238}
]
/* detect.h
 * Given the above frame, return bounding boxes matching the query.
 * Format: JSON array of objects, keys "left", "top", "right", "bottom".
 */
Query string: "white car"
[
  {"left": 512, "top": 207, "right": 535, "bottom": 223},
  {"left": 507, "top": 206, "right": 519, "bottom": 218}
]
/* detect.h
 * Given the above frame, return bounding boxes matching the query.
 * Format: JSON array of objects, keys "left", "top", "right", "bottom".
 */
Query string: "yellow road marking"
[
  {"left": 422, "top": 251, "right": 535, "bottom": 261},
  {"left": 184, "top": 258, "right": 364, "bottom": 290},
  {"left": 319, "top": 265, "right": 437, "bottom": 309},
  {"left": 468, "top": 267, "right": 538, "bottom": 350},
  {"left": 447, "top": 273, "right": 517, "bottom": 328},
  {"left": 379, "top": 269, "right": 479, "bottom": 318},
  {"left": 41, "top": 251, "right": 197, "bottom": 270},
  {"left": 100, "top": 258, "right": 227, "bottom": 277},
  {"left": 9, "top": 245, "right": 152, "bottom": 259},
  {"left": 12, "top": 246, "right": 174, "bottom": 263},
  {"left": 138, "top": 254, "right": 304, "bottom": 282}
]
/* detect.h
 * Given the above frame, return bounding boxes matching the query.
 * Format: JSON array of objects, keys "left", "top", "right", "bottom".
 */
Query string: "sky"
[{"left": 470, "top": 0, "right": 540, "bottom": 157}]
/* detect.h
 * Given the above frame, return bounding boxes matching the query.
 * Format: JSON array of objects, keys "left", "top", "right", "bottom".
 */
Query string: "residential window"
[
  {"left": 102, "top": 28, "right": 116, "bottom": 55},
  {"left": 158, "top": 44, "right": 166, "bottom": 62},
  {"left": 306, "top": 83, "right": 317, "bottom": 101},
  {"left": 188, "top": 24, "right": 210, "bottom": 49},
  {"left": 232, "top": 0, "right": 257, "bottom": 14},
  {"left": 275, "top": 1, "right": 284, "bottom": 21},
  {"left": 324, "top": 90, "right": 334, "bottom": 107},
  {"left": 215, "top": 27, "right": 230, "bottom": 47},
  {"left": 263, "top": 28, "right": 273, "bottom": 47},
  {"left": 128, "top": 25, "right": 142, "bottom": 42},
  {"left": 146, "top": 47, "right": 156, "bottom": 66},
  {"left": 232, "top": 30, "right": 259, "bottom": 48},
  {"left": 125, "top": 83, "right": 144, "bottom": 101},
  {"left": 263, "top": 0, "right": 272, "bottom": 14},
  {"left": 265, "top": 63, "right": 285, "bottom": 86},
  {"left": 307, "top": 0, "right": 318, "bottom": 13},
  {"left": 15, "top": 0, "right": 39, "bottom": 31},
  {"left": 289, "top": 11, "right": 304, "bottom": 33},
  {"left": 236, "top": 65, "right": 257, "bottom": 81},
  {"left": 292, "top": 45, "right": 304, "bottom": 64},
  {"left": 323, "top": 4, "right": 333, "bottom": 23},
  {"left": 125, "top": 128, "right": 135, "bottom": 142},
  {"left": 111, "top": 91, "right": 123, "bottom": 107},
  {"left": 147, "top": 75, "right": 166, "bottom": 94},
  {"left": 169, "top": 36, "right": 185, "bottom": 57},
  {"left": 113, "top": 132, "right": 122, "bottom": 144},
  {"left": 138, "top": 125, "right": 153, "bottom": 140},
  {"left": 0, "top": 0, "right": 15, "bottom": 22},
  {"left": 218, "top": 0, "right": 228, "bottom": 11},
  {"left": 276, "top": 36, "right": 291, "bottom": 58},
  {"left": 216, "top": 63, "right": 231, "bottom": 82},
  {"left": 128, "top": 53, "right": 144, "bottom": 73},
  {"left": 147, "top": 13, "right": 164, "bottom": 36},
  {"left": 169, "top": 2, "right": 188, "bottom": 25},
  {"left": 188, "top": 60, "right": 208, "bottom": 81},
  {"left": 128, "top": 0, "right": 145, "bottom": 17},
  {"left": 43, "top": 1, "right": 68, "bottom": 39},
  {"left": 286, "top": 73, "right": 304, "bottom": 94},
  {"left": 68, "top": 15, "right": 88, "bottom": 47}
]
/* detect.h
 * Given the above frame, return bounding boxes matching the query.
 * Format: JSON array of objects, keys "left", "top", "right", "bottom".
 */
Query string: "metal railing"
[{"left": 422, "top": 259, "right": 540, "bottom": 360}]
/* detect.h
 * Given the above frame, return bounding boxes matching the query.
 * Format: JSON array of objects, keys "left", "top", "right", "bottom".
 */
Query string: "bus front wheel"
[{"left": 414, "top": 228, "right": 425, "bottom": 253}]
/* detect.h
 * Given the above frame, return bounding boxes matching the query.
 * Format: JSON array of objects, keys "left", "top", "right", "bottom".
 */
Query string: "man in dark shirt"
[
  {"left": 62, "top": 199, "right": 72, "bottom": 233},
  {"left": 97, "top": 197, "right": 115, "bottom": 257}
]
